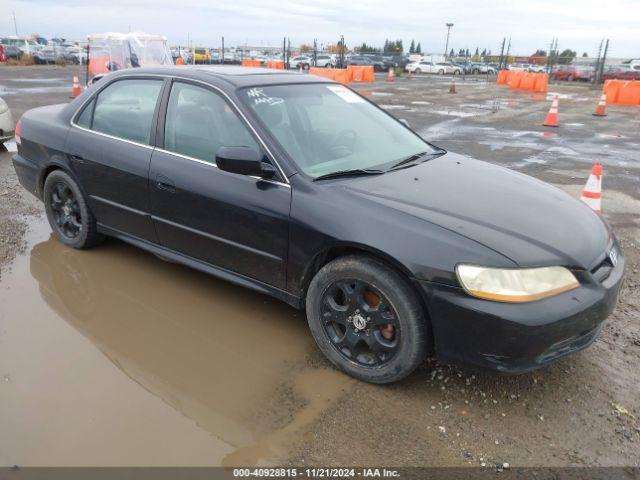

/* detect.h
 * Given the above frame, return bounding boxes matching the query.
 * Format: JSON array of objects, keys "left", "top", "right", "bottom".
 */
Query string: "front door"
[{"left": 149, "top": 80, "right": 291, "bottom": 289}]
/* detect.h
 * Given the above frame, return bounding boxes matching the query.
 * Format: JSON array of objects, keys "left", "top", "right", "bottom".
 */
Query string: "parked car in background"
[
  {"left": 313, "top": 54, "right": 332, "bottom": 68},
  {"left": 508, "top": 63, "right": 531, "bottom": 71},
  {"left": 193, "top": 48, "right": 211, "bottom": 64},
  {"left": 552, "top": 64, "right": 595, "bottom": 81},
  {"left": 602, "top": 64, "right": 640, "bottom": 81},
  {"left": 346, "top": 55, "right": 374, "bottom": 67},
  {"left": 0, "top": 97, "right": 15, "bottom": 144},
  {"left": 289, "top": 56, "right": 312, "bottom": 70},
  {"left": 362, "top": 54, "right": 390, "bottom": 72},
  {"left": 470, "top": 63, "right": 496, "bottom": 74},
  {"left": 406, "top": 60, "right": 437, "bottom": 74},
  {"left": 33, "top": 45, "right": 58, "bottom": 64},
  {"left": 12, "top": 66, "right": 624, "bottom": 384},
  {"left": 0, "top": 37, "right": 40, "bottom": 57},
  {"left": 440, "top": 62, "right": 462, "bottom": 74},
  {"left": 453, "top": 61, "right": 472, "bottom": 74},
  {"left": 406, "top": 60, "right": 459, "bottom": 74},
  {"left": 0, "top": 44, "right": 22, "bottom": 60},
  {"left": 62, "top": 45, "right": 88, "bottom": 65},
  {"left": 528, "top": 64, "right": 546, "bottom": 73}
]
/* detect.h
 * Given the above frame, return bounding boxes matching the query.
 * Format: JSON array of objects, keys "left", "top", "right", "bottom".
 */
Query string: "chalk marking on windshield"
[{"left": 247, "top": 87, "right": 284, "bottom": 106}]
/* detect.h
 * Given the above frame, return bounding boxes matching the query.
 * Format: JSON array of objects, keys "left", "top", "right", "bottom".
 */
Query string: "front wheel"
[
  {"left": 44, "top": 170, "right": 104, "bottom": 249},
  {"left": 414, "top": 68, "right": 421, "bottom": 74},
  {"left": 438, "top": 69, "right": 444, "bottom": 75},
  {"left": 306, "top": 255, "right": 428, "bottom": 384}
]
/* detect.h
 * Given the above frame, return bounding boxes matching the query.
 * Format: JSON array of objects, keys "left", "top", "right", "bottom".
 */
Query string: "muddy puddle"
[{"left": 0, "top": 217, "right": 351, "bottom": 466}]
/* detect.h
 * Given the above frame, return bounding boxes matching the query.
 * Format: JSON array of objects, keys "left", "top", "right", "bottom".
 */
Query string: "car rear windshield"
[{"left": 239, "top": 83, "right": 434, "bottom": 178}]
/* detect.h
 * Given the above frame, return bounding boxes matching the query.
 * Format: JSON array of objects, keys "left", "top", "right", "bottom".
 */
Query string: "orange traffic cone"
[
  {"left": 593, "top": 93, "right": 607, "bottom": 117},
  {"left": 449, "top": 79, "right": 457, "bottom": 94},
  {"left": 71, "top": 75, "right": 81, "bottom": 98},
  {"left": 543, "top": 96, "right": 559, "bottom": 127},
  {"left": 386, "top": 67, "right": 395, "bottom": 82},
  {"left": 580, "top": 163, "right": 603, "bottom": 213},
  {"left": 175, "top": 57, "right": 185, "bottom": 66}
]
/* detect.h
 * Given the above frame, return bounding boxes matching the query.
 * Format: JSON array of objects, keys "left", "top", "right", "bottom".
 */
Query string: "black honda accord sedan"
[{"left": 12, "top": 66, "right": 624, "bottom": 383}]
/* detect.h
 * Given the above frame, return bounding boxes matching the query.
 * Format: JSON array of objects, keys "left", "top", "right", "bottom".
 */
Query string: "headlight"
[{"left": 455, "top": 264, "right": 579, "bottom": 303}]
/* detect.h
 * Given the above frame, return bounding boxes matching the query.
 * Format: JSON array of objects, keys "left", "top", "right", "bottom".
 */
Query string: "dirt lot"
[{"left": 0, "top": 65, "right": 638, "bottom": 468}]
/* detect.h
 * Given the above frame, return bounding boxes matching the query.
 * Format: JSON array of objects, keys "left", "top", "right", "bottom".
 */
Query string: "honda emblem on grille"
[{"left": 609, "top": 248, "right": 618, "bottom": 267}]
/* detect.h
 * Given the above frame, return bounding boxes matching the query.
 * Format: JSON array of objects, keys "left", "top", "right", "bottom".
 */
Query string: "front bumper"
[{"left": 419, "top": 244, "right": 625, "bottom": 373}]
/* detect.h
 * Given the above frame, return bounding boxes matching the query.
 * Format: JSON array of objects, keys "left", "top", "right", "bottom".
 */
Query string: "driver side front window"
[{"left": 164, "top": 82, "right": 259, "bottom": 163}]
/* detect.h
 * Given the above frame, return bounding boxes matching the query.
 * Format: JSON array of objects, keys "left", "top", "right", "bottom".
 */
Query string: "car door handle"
[
  {"left": 156, "top": 175, "right": 175, "bottom": 193},
  {"left": 70, "top": 154, "right": 86, "bottom": 163}
]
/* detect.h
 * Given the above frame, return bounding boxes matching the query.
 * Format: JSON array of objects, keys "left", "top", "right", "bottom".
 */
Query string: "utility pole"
[
  {"left": 498, "top": 37, "right": 505, "bottom": 69},
  {"left": 546, "top": 38, "right": 555, "bottom": 73},
  {"left": 283, "top": 36, "right": 286, "bottom": 64},
  {"left": 593, "top": 38, "right": 603, "bottom": 85},
  {"left": 444, "top": 23, "right": 454, "bottom": 58},
  {"left": 221, "top": 36, "right": 225, "bottom": 63},
  {"left": 313, "top": 38, "right": 317, "bottom": 67},
  {"left": 597, "top": 39, "right": 609, "bottom": 85},
  {"left": 504, "top": 37, "right": 511, "bottom": 66},
  {"left": 12, "top": 11, "right": 18, "bottom": 36}
]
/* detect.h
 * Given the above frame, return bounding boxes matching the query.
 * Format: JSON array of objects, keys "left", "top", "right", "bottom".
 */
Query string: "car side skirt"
[{"left": 98, "top": 224, "right": 304, "bottom": 309}]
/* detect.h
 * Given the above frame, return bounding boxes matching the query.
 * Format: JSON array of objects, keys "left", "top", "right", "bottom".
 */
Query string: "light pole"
[{"left": 444, "top": 22, "right": 454, "bottom": 58}]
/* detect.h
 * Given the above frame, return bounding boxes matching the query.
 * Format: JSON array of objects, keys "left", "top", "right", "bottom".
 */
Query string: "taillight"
[{"left": 15, "top": 119, "right": 21, "bottom": 145}]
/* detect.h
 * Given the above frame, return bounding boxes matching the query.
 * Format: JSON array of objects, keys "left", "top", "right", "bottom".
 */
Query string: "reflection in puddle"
[{"left": 1, "top": 221, "right": 350, "bottom": 466}]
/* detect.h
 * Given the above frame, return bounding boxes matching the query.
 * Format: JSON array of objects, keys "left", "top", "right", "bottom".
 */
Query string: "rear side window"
[
  {"left": 164, "top": 82, "right": 259, "bottom": 163},
  {"left": 91, "top": 79, "right": 163, "bottom": 144}
]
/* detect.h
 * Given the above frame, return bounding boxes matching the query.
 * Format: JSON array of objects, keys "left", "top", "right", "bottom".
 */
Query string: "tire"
[
  {"left": 472, "top": 68, "right": 479, "bottom": 74},
  {"left": 414, "top": 68, "right": 421, "bottom": 74},
  {"left": 44, "top": 170, "right": 104, "bottom": 249},
  {"left": 567, "top": 74, "right": 574, "bottom": 81},
  {"left": 306, "top": 255, "right": 428, "bottom": 384},
  {"left": 453, "top": 69, "right": 460, "bottom": 75},
  {"left": 438, "top": 69, "right": 444, "bottom": 75}
]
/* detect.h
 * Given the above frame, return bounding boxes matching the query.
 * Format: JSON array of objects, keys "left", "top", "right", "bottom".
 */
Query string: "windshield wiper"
[
  {"left": 388, "top": 150, "right": 446, "bottom": 171},
  {"left": 312, "top": 169, "right": 385, "bottom": 181}
]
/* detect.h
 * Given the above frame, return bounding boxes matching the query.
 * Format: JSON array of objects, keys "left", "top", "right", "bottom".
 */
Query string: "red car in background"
[{"left": 552, "top": 64, "right": 595, "bottom": 81}]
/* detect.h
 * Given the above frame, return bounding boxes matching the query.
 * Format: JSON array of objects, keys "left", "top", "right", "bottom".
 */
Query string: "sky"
[{"left": 3, "top": 0, "right": 640, "bottom": 58}]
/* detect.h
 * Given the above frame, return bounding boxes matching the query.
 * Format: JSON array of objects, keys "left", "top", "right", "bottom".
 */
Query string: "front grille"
[{"left": 591, "top": 255, "right": 614, "bottom": 283}]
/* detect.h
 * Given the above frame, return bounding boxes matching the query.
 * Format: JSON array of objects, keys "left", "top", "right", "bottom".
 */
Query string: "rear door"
[
  {"left": 149, "top": 80, "right": 291, "bottom": 289},
  {"left": 66, "top": 77, "right": 165, "bottom": 242}
]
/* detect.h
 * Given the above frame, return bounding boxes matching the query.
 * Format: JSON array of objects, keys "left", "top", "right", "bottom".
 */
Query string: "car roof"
[{"left": 105, "top": 65, "right": 331, "bottom": 88}]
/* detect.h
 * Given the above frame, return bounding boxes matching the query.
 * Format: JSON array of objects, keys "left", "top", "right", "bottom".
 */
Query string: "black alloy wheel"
[
  {"left": 306, "top": 255, "right": 428, "bottom": 384},
  {"left": 49, "top": 181, "right": 82, "bottom": 240},
  {"left": 320, "top": 279, "right": 400, "bottom": 367},
  {"left": 43, "top": 170, "right": 104, "bottom": 249}
]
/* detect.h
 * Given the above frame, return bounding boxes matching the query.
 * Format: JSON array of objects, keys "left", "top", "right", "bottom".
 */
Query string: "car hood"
[{"left": 339, "top": 153, "right": 608, "bottom": 269}]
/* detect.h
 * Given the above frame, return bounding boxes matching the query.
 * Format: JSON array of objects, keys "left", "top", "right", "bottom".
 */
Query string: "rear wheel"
[
  {"left": 414, "top": 68, "right": 421, "bottom": 74},
  {"left": 438, "top": 69, "right": 445, "bottom": 75},
  {"left": 44, "top": 170, "right": 104, "bottom": 249},
  {"left": 306, "top": 255, "right": 428, "bottom": 384}
]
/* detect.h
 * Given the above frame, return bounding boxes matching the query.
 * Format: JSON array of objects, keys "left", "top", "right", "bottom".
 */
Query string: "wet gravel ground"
[{"left": 0, "top": 66, "right": 638, "bottom": 468}]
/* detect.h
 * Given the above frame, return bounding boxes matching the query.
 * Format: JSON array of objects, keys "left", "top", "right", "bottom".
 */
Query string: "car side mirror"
[{"left": 216, "top": 146, "right": 275, "bottom": 179}]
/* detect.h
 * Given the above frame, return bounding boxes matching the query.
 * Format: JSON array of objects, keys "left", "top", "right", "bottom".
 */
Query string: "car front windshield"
[{"left": 240, "top": 83, "right": 435, "bottom": 178}]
